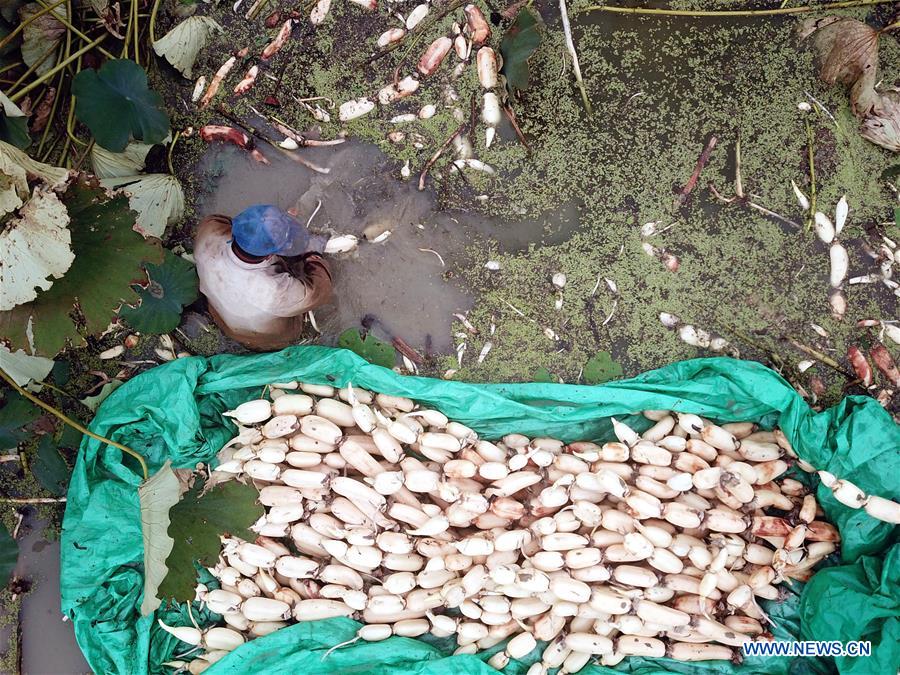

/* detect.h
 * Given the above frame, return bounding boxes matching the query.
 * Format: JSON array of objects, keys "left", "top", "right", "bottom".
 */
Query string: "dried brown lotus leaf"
[
  {"left": 18, "top": 3, "right": 68, "bottom": 76},
  {"left": 859, "top": 89, "right": 900, "bottom": 152},
  {"left": 804, "top": 17, "right": 879, "bottom": 86},
  {"left": 797, "top": 16, "right": 840, "bottom": 42},
  {"left": 847, "top": 67, "right": 900, "bottom": 152}
]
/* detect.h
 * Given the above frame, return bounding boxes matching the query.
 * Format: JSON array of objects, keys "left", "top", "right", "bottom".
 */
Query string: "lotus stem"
[
  {"left": 72, "top": 138, "right": 95, "bottom": 170},
  {"left": 9, "top": 34, "right": 105, "bottom": 103},
  {"left": 131, "top": 0, "right": 140, "bottom": 65},
  {"left": 66, "top": 74, "right": 89, "bottom": 150},
  {"left": 32, "top": 0, "right": 116, "bottom": 59},
  {"left": 582, "top": 0, "right": 894, "bottom": 17},
  {"left": 36, "top": 71, "right": 65, "bottom": 157},
  {"left": 6, "top": 43, "right": 60, "bottom": 94},
  {"left": 166, "top": 130, "right": 182, "bottom": 175},
  {"left": 33, "top": 379, "right": 81, "bottom": 404},
  {"left": 0, "top": 0, "right": 67, "bottom": 52},
  {"left": 0, "top": 62, "right": 22, "bottom": 76},
  {"left": 786, "top": 339, "right": 846, "bottom": 374},
  {"left": 149, "top": 0, "right": 163, "bottom": 44},
  {"left": 560, "top": 0, "right": 592, "bottom": 115},
  {"left": 0, "top": 367, "right": 148, "bottom": 481},
  {"left": 0, "top": 497, "right": 67, "bottom": 504}
]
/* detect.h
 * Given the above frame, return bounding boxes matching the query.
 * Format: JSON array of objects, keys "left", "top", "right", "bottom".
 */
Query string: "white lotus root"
[
  {"left": 323, "top": 234, "right": 358, "bottom": 254},
  {"left": 338, "top": 98, "right": 375, "bottom": 122},
  {"left": 171, "top": 389, "right": 898, "bottom": 671}
]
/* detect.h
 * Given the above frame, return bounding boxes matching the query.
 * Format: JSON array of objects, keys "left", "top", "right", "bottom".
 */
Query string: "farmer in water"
[{"left": 194, "top": 205, "right": 333, "bottom": 351}]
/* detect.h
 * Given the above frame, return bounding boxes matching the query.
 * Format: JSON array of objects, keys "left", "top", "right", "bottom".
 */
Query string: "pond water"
[
  {"left": 13, "top": 519, "right": 90, "bottom": 674},
  {"left": 196, "top": 141, "right": 581, "bottom": 352}
]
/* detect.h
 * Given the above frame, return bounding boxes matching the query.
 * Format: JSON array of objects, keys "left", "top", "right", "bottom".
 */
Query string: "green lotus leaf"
[
  {"left": 32, "top": 433, "right": 69, "bottom": 496},
  {"left": 0, "top": 176, "right": 163, "bottom": 355},
  {"left": 119, "top": 251, "right": 198, "bottom": 335},
  {"left": 583, "top": 350, "right": 624, "bottom": 385},
  {"left": 0, "top": 391, "right": 40, "bottom": 450},
  {"left": 0, "top": 93, "right": 29, "bottom": 149},
  {"left": 72, "top": 59, "right": 170, "bottom": 152},
  {"left": 500, "top": 7, "right": 543, "bottom": 96},
  {"left": 338, "top": 328, "right": 396, "bottom": 369},
  {"left": 158, "top": 479, "right": 263, "bottom": 602},
  {"left": 0, "top": 523, "right": 18, "bottom": 587}
]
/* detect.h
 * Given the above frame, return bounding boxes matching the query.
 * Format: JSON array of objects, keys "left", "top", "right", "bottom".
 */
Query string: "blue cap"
[{"left": 231, "top": 205, "right": 310, "bottom": 256}]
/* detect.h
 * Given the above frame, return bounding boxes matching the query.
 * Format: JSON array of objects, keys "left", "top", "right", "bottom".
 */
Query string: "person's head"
[{"left": 230, "top": 205, "right": 324, "bottom": 258}]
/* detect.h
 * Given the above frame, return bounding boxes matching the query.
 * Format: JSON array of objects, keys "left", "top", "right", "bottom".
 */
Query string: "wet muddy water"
[
  {"left": 197, "top": 141, "right": 580, "bottom": 352},
  {"left": 6, "top": 520, "right": 90, "bottom": 674}
]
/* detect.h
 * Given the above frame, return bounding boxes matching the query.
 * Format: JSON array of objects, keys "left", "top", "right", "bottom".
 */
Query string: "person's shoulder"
[{"left": 196, "top": 214, "right": 233, "bottom": 241}]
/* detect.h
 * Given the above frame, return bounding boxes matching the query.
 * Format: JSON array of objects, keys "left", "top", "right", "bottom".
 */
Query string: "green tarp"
[{"left": 60, "top": 347, "right": 900, "bottom": 675}]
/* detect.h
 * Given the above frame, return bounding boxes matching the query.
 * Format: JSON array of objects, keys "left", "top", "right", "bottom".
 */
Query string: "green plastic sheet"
[{"left": 60, "top": 347, "right": 900, "bottom": 675}]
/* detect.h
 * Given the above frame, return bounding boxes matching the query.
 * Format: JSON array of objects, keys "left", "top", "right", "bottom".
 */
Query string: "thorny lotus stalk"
[{"left": 167, "top": 382, "right": 898, "bottom": 672}]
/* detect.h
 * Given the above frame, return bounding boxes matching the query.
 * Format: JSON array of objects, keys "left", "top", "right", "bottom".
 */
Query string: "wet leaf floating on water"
[
  {"left": 100, "top": 173, "right": 185, "bottom": 238},
  {"left": 0, "top": 188, "right": 74, "bottom": 310},
  {"left": 803, "top": 18, "right": 899, "bottom": 153},
  {"left": 0, "top": 344, "right": 54, "bottom": 389},
  {"left": 158, "top": 479, "right": 263, "bottom": 603},
  {"left": 583, "top": 350, "right": 624, "bottom": 385},
  {"left": 0, "top": 93, "right": 30, "bottom": 149},
  {"left": 338, "top": 328, "right": 397, "bottom": 369},
  {"left": 138, "top": 461, "right": 183, "bottom": 615},
  {"left": 856, "top": 85, "right": 900, "bottom": 153},
  {"left": 0, "top": 139, "right": 70, "bottom": 217},
  {"left": 0, "top": 177, "right": 163, "bottom": 355},
  {"left": 72, "top": 59, "right": 171, "bottom": 152},
  {"left": 802, "top": 17, "right": 879, "bottom": 86},
  {"left": 0, "top": 523, "right": 18, "bottom": 588},
  {"left": 119, "top": 251, "right": 199, "bottom": 335},
  {"left": 32, "top": 433, "right": 69, "bottom": 497},
  {"left": 79, "top": 379, "right": 123, "bottom": 412},
  {"left": 500, "top": 6, "right": 543, "bottom": 96},
  {"left": 90, "top": 140, "right": 157, "bottom": 179},
  {"left": 18, "top": 2, "right": 68, "bottom": 77},
  {"left": 0, "top": 391, "right": 40, "bottom": 450},
  {"left": 152, "top": 16, "right": 223, "bottom": 79}
]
